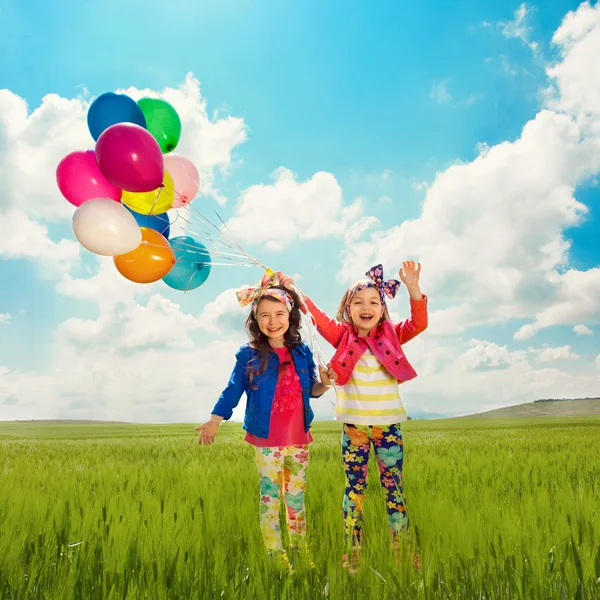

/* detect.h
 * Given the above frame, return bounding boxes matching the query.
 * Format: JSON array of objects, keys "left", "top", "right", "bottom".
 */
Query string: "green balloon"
[{"left": 137, "top": 97, "right": 182, "bottom": 154}]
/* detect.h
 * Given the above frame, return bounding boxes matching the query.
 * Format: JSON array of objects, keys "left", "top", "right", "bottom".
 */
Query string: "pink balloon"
[
  {"left": 95, "top": 123, "right": 164, "bottom": 193},
  {"left": 164, "top": 154, "right": 200, "bottom": 208},
  {"left": 56, "top": 150, "right": 122, "bottom": 207}
]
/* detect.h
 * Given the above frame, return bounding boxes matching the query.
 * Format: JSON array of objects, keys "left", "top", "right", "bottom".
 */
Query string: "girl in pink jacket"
[{"left": 280, "top": 261, "right": 427, "bottom": 572}]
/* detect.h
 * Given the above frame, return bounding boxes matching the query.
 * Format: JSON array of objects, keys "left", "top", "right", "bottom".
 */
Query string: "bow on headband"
[
  {"left": 236, "top": 268, "right": 294, "bottom": 312},
  {"left": 355, "top": 264, "right": 401, "bottom": 304}
]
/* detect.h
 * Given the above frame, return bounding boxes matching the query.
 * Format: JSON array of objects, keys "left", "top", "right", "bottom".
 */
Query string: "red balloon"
[
  {"left": 56, "top": 150, "right": 122, "bottom": 207},
  {"left": 95, "top": 123, "right": 164, "bottom": 193}
]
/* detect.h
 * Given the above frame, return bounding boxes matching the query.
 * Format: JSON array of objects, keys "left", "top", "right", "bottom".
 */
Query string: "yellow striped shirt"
[{"left": 335, "top": 349, "right": 407, "bottom": 425}]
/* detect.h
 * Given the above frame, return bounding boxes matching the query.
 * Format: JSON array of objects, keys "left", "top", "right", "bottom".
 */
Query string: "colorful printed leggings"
[
  {"left": 342, "top": 423, "right": 408, "bottom": 546},
  {"left": 255, "top": 445, "right": 309, "bottom": 552}
]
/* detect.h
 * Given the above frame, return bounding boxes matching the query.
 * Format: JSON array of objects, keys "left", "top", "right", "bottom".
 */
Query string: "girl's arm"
[
  {"left": 279, "top": 274, "right": 346, "bottom": 348},
  {"left": 196, "top": 347, "right": 250, "bottom": 445},
  {"left": 211, "top": 347, "right": 250, "bottom": 419},
  {"left": 394, "top": 261, "right": 428, "bottom": 344},
  {"left": 394, "top": 289, "right": 428, "bottom": 344},
  {"left": 307, "top": 349, "right": 336, "bottom": 397}
]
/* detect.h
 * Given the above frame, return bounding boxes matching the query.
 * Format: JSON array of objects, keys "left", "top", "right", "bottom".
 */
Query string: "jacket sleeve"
[
  {"left": 303, "top": 296, "right": 346, "bottom": 348},
  {"left": 306, "top": 347, "right": 325, "bottom": 398},
  {"left": 394, "top": 294, "right": 428, "bottom": 345},
  {"left": 211, "top": 347, "right": 250, "bottom": 420}
]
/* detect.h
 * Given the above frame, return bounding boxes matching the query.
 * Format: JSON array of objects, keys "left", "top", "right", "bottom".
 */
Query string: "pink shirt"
[{"left": 245, "top": 347, "right": 313, "bottom": 448}]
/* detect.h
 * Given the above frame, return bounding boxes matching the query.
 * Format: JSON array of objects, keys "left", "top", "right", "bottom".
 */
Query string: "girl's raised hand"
[{"left": 398, "top": 260, "right": 421, "bottom": 287}]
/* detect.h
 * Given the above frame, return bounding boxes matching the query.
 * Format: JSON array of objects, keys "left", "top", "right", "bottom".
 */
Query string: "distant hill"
[
  {"left": 9, "top": 419, "right": 130, "bottom": 425},
  {"left": 406, "top": 408, "right": 450, "bottom": 420},
  {"left": 457, "top": 397, "right": 600, "bottom": 419}
]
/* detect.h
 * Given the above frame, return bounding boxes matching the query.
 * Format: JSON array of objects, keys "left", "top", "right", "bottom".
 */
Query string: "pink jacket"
[{"left": 302, "top": 295, "right": 428, "bottom": 386}]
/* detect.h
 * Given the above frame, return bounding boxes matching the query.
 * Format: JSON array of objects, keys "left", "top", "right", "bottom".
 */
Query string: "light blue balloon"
[{"left": 162, "top": 236, "right": 211, "bottom": 291}]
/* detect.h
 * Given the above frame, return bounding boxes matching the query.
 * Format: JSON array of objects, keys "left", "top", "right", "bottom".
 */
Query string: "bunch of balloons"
[{"left": 56, "top": 91, "right": 211, "bottom": 291}]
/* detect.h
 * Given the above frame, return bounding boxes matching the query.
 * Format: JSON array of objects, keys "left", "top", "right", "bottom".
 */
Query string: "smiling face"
[
  {"left": 347, "top": 286, "right": 384, "bottom": 335},
  {"left": 255, "top": 297, "right": 290, "bottom": 347}
]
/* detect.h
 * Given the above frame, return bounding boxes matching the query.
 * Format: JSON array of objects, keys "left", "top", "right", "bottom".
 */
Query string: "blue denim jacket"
[{"left": 212, "top": 342, "right": 322, "bottom": 439}]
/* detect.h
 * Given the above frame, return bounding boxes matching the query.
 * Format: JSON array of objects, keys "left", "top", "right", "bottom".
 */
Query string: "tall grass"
[{"left": 0, "top": 417, "right": 598, "bottom": 599}]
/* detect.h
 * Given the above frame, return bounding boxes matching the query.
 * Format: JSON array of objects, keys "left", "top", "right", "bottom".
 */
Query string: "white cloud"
[
  {"left": 514, "top": 323, "right": 538, "bottom": 340},
  {"left": 411, "top": 181, "right": 428, "bottom": 192},
  {"left": 545, "top": 1, "right": 600, "bottom": 136},
  {"left": 484, "top": 56, "right": 515, "bottom": 76},
  {"left": 596, "top": 354, "right": 600, "bottom": 369},
  {"left": 531, "top": 344, "right": 580, "bottom": 362},
  {"left": 394, "top": 334, "right": 599, "bottom": 416},
  {"left": 574, "top": 324, "right": 592, "bottom": 335},
  {"left": 337, "top": 2, "right": 600, "bottom": 338},
  {"left": 56, "top": 258, "right": 149, "bottom": 314},
  {"left": 225, "top": 167, "right": 373, "bottom": 252},
  {"left": 429, "top": 80, "right": 452, "bottom": 105},
  {"left": 196, "top": 287, "right": 248, "bottom": 334},
  {"left": 0, "top": 313, "right": 10, "bottom": 324},
  {"left": 460, "top": 339, "right": 527, "bottom": 371},
  {"left": 525, "top": 268, "right": 600, "bottom": 333},
  {"left": 1, "top": 281, "right": 248, "bottom": 422},
  {"left": 0, "top": 208, "right": 80, "bottom": 273},
  {"left": 497, "top": 3, "right": 540, "bottom": 54},
  {"left": 427, "top": 304, "right": 472, "bottom": 336},
  {"left": 0, "top": 89, "right": 90, "bottom": 221}
]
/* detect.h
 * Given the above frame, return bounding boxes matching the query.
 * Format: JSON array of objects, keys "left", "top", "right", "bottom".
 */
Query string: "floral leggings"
[
  {"left": 255, "top": 445, "right": 309, "bottom": 552},
  {"left": 342, "top": 423, "right": 408, "bottom": 546}
]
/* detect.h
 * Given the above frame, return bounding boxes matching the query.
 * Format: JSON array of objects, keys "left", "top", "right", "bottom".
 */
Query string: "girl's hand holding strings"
[
  {"left": 278, "top": 273, "right": 305, "bottom": 303},
  {"left": 319, "top": 363, "right": 337, "bottom": 387}
]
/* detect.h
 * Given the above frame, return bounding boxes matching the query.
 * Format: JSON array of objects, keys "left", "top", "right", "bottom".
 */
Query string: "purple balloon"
[{"left": 95, "top": 122, "right": 164, "bottom": 193}]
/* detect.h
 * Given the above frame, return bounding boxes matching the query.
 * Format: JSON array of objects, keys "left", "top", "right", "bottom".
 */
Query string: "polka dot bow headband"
[
  {"left": 353, "top": 264, "right": 401, "bottom": 304},
  {"left": 236, "top": 268, "right": 294, "bottom": 312}
]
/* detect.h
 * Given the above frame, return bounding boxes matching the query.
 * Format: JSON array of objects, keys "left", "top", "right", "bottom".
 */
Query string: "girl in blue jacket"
[{"left": 196, "top": 269, "right": 336, "bottom": 568}]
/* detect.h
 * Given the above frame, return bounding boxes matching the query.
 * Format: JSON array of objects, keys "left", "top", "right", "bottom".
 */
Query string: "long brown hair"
[
  {"left": 335, "top": 280, "right": 391, "bottom": 326},
  {"left": 245, "top": 285, "right": 302, "bottom": 388}
]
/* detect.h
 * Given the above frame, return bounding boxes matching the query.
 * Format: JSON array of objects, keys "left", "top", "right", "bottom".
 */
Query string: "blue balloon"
[
  {"left": 124, "top": 206, "right": 170, "bottom": 239},
  {"left": 162, "top": 236, "right": 211, "bottom": 291},
  {"left": 87, "top": 92, "right": 147, "bottom": 141}
]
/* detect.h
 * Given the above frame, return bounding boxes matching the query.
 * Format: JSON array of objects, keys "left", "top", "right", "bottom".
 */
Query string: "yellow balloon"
[{"left": 122, "top": 170, "right": 175, "bottom": 215}]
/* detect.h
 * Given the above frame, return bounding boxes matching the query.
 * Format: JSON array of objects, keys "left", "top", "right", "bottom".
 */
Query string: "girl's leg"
[
  {"left": 341, "top": 424, "right": 371, "bottom": 553},
  {"left": 282, "top": 445, "right": 309, "bottom": 547},
  {"left": 255, "top": 446, "right": 284, "bottom": 553},
  {"left": 373, "top": 424, "right": 420, "bottom": 568},
  {"left": 373, "top": 424, "right": 408, "bottom": 538}
]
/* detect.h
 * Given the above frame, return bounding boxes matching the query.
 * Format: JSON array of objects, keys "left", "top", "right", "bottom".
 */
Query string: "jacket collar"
[
  {"left": 349, "top": 322, "right": 383, "bottom": 339},
  {"left": 250, "top": 342, "right": 307, "bottom": 355}
]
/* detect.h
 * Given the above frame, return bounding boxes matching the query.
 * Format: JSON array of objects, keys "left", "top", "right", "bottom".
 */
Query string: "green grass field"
[{"left": 1, "top": 417, "right": 599, "bottom": 599}]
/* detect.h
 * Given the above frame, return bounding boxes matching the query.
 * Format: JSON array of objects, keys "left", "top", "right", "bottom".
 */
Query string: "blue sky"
[{"left": 0, "top": 0, "right": 599, "bottom": 421}]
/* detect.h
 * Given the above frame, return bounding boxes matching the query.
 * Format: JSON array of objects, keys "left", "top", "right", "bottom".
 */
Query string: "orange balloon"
[{"left": 114, "top": 227, "right": 176, "bottom": 283}]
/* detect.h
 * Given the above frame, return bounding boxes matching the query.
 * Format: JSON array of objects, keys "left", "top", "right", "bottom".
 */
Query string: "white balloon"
[{"left": 72, "top": 199, "right": 142, "bottom": 256}]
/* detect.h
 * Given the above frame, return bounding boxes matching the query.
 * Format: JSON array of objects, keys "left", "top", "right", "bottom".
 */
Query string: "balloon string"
[
  {"left": 170, "top": 184, "right": 265, "bottom": 269},
  {"left": 140, "top": 235, "right": 252, "bottom": 262},
  {"left": 174, "top": 215, "right": 244, "bottom": 254},
  {"left": 149, "top": 88, "right": 264, "bottom": 271},
  {"left": 168, "top": 172, "right": 265, "bottom": 269}
]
